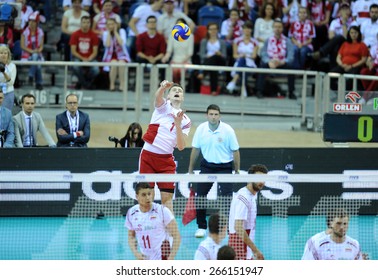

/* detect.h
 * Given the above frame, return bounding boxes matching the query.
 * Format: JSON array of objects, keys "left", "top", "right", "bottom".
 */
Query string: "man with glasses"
[{"left": 55, "top": 93, "right": 90, "bottom": 147}]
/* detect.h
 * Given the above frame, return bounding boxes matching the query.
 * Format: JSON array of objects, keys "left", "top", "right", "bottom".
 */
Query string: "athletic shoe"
[
  {"left": 226, "top": 81, "right": 236, "bottom": 92},
  {"left": 194, "top": 228, "right": 206, "bottom": 238}
]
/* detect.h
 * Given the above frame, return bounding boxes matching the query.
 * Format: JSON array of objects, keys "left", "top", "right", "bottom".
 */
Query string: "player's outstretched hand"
[{"left": 160, "top": 80, "right": 173, "bottom": 90}]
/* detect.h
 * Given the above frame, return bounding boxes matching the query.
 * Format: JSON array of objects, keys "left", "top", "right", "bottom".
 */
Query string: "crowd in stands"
[{"left": 2, "top": 0, "right": 378, "bottom": 100}]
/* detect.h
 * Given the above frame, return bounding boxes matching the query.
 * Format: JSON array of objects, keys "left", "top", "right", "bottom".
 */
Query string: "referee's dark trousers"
[{"left": 195, "top": 159, "right": 234, "bottom": 229}]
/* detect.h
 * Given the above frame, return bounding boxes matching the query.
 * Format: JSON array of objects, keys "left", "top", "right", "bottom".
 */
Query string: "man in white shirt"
[
  {"left": 228, "top": 164, "right": 268, "bottom": 260},
  {"left": 125, "top": 182, "right": 181, "bottom": 260},
  {"left": 157, "top": 0, "right": 195, "bottom": 40},
  {"left": 194, "top": 214, "right": 227, "bottom": 260},
  {"left": 360, "top": 3, "right": 378, "bottom": 48},
  {"left": 188, "top": 104, "right": 240, "bottom": 238},
  {"left": 302, "top": 208, "right": 363, "bottom": 260}
]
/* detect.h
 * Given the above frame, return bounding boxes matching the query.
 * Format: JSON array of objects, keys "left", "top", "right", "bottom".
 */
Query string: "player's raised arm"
[{"left": 155, "top": 80, "right": 173, "bottom": 108}]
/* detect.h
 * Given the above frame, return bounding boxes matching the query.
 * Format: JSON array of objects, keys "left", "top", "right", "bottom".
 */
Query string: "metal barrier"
[{"left": 15, "top": 60, "right": 328, "bottom": 130}]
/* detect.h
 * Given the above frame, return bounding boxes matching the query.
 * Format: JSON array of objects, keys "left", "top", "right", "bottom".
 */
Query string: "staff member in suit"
[
  {"left": 0, "top": 90, "right": 14, "bottom": 147},
  {"left": 13, "top": 94, "right": 56, "bottom": 147},
  {"left": 55, "top": 93, "right": 90, "bottom": 147}
]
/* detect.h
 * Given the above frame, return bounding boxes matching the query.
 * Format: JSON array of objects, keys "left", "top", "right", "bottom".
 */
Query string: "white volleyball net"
[{"left": 0, "top": 172, "right": 377, "bottom": 260}]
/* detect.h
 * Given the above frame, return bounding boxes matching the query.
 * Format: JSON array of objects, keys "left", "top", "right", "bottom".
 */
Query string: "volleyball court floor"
[{"left": 1, "top": 215, "right": 377, "bottom": 260}]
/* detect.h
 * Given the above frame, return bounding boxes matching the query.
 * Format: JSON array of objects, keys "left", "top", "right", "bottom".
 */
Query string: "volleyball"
[{"left": 171, "top": 23, "right": 191, "bottom": 42}]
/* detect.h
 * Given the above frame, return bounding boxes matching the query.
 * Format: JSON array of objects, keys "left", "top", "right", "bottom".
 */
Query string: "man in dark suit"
[
  {"left": 55, "top": 93, "right": 90, "bottom": 147},
  {"left": 0, "top": 90, "right": 14, "bottom": 148},
  {"left": 13, "top": 94, "right": 56, "bottom": 147}
]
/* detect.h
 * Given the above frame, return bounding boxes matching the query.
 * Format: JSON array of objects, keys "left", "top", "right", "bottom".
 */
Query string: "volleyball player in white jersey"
[
  {"left": 125, "top": 182, "right": 181, "bottom": 260},
  {"left": 302, "top": 208, "right": 363, "bottom": 260},
  {"left": 228, "top": 164, "right": 268, "bottom": 260},
  {"left": 139, "top": 80, "right": 191, "bottom": 213},
  {"left": 194, "top": 214, "right": 227, "bottom": 260}
]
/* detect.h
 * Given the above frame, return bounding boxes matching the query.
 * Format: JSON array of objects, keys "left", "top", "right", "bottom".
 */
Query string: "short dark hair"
[
  {"left": 208, "top": 213, "right": 226, "bottom": 234},
  {"left": 327, "top": 208, "right": 349, "bottom": 227},
  {"left": 168, "top": 83, "right": 183, "bottom": 93},
  {"left": 248, "top": 164, "right": 268, "bottom": 174},
  {"left": 135, "top": 182, "right": 152, "bottom": 194},
  {"left": 81, "top": 15, "right": 91, "bottom": 22},
  {"left": 21, "top": 94, "right": 36, "bottom": 103},
  {"left": 146, "top": 15, "right": 157, "bottom": 23},
  {"left": 273, "top": 18, "right": 283, "bottom": 26},
  {"left": 243, "top": 20, "right": 253, "bottom": 30},
  {"left": 370, "top": 3, "right": 378, "bottom": 11},
  {"left": 217, "top": 245, "right": 236, "bottom": 260},
  {"left": 207, "top": 104, "right": 221, "bottom": 114}
]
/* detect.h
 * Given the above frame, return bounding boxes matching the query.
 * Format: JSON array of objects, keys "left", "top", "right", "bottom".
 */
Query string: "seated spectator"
[
  {"left": 21, "top": 11, "right": 45, "bottom": 90},
  {"left": 14, "top": 0, "right": 33, "bottom": 42},
  {"left": 136, "top": 15, "right": 166, "bottom": 66},
  {"left": 260, "top": 0, "right": 283, "bottom": 19},
  {"left": 118, "top": 122, "right": 145, "bottom": 148},
  {"left": 13, "top": 94, "right": 56, "bottom": 148},
  {"left": 255, "top": 19, "right": 297, "bottom": 99},
  {"left": 220, "top": 8, "right": 244, "bottom": 62},
  {"left": 56, "top": 94, "right": 90, "bottom": 147},
  {"left": 254, "top": 2, "right": 275, "bottom": 55},
  {"left": 92, "top": 0, "right": 122, "bottom": 39},
  {"left": 228, "top": 0, "right": 253, "bottom": 21},
  {"left": 360, "top": 4, "right": 378, "bottom": 49},
  {"left": 282, "top": 0, "right": 308, "bottom": 31},
  {"left": 161, "top": 18, "right": 194, "bottom": 84},
  {"left": 352, "top": 0, "right": 375, "bottom": 26},
  {"left": 197, "top": 22, "right": 227, "bottom": 96},
  {"left": 62, "top": 0, "right": 92, "bottom": 12},
  {"left": 360, "top": 40, "right": 378, "bottom": 103},
  {"left": 102, "top": 18, "right": 130, "bottom": 91},
  {"left": 330, "top": 26, "right": 369, "bottom": 90},
  {"left": 226, "top": 21, "right": 259, "bottom": 95},
  {"left": 0, "top": 22, "right": 13, "bottom": 49},
  {"left": 0, "top": 90, "right": 14, "bottom": 148},
  {"left": 69, "top": 16, "right": 100, "bottom": 90},
  {"left": 127, "top": 0, "right": 164, "bottom": 61},
  {"left": 60, "top": 0, "right": 90, "bottom": 61},
  {"left": 310, "top": 3, "right": 354, "bottom": 70},
  {"left": 158, "top": 0, "right": 196, "bottom": 41},
  {"left": 289, "top": 6, "right": 316, "bottom": 69},
  {"left": 308, "top": 0, "right": 332, "bottom": 51},
  {"left": 92, "top": 0, "right": 122, "bottom": 15}
]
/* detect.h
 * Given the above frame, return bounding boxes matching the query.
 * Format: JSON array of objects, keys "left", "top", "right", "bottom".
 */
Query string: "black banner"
[{"left": 0, "top": 148, "right": 377, "bottom": 216}]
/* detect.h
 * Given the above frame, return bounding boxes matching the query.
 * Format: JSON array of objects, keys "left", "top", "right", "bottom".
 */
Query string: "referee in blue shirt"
[{"left": 188, "top": 104, "right": 240, "bottom": 238}]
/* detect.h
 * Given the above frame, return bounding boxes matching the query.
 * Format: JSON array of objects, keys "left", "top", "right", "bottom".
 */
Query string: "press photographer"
[{"left": 0, "top": 45, "right": 16, "bottom": 111}]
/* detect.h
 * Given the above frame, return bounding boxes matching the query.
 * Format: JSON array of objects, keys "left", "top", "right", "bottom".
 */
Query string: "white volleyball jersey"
[
  {"left": 143, "top": 100, "right": 191, "bottom": 154},
  {"left": 194, "top": 237, "right": 221, "bottom": 260},
  {"left": 302, "top": 232, "right": 363, "bottom": 260},
  {"left": 125, "top": 202, "right": 174, "bottom": 260},
  {"left": 228, "top": 187, "right": 257, "bottom": 259}
]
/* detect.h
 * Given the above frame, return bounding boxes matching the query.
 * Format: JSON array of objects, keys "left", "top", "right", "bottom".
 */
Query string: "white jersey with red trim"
[
  {"left": 125, "top": 202, "right": 174, "bottom": 260},
  {"left": 142, "top": 99, "right": 191, "bottom": 154},
  {"left": 194, "top": 237, "right": 221, "bottom": 260},
  {"left": 228, "top": 186, "right": 257, "bottom": 259},
  {"left": 352, "top": 0, "right": 376, "bottom": 26},
  {"left": 302, "top": 232, "right": 363, "bottom": 260}
]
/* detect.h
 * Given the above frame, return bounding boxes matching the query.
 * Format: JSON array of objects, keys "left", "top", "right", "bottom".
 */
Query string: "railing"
[{"left": 17, "top": 60, "right": 378, "bottom": 131}]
